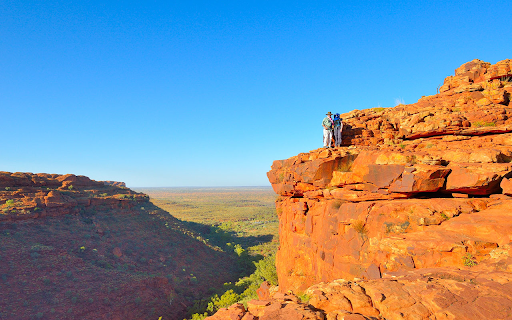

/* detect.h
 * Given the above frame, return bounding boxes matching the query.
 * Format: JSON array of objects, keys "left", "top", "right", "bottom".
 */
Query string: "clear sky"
[{"left": 1, "top": 0, "right": 511, "bottom": 187}]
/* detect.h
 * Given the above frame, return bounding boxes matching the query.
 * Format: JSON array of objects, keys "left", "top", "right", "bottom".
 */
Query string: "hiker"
[
  {"left": 322, "top": 112, "right": 334, "bottom": 148},
  {"left": 333, "top": 113, "right": 343, "bottom": 147}
]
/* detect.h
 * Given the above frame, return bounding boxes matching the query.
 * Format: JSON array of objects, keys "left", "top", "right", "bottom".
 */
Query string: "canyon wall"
[
  {"left": 0, "top": 172, "right": 239, "bottom": 320},
  {"left": 267, "top": 59, "right": 512, "bottom": 294},
  {"left": 0, "top": 171, "right": 146, "bottom": 221},
  {"left": 237, "top": 59, "right": 512, "bottom": 319}
]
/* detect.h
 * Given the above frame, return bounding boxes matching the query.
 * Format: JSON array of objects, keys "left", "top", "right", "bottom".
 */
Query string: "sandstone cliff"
[
  {"left": 0, "top": 172, "right": 145, "bottom": 221},
  {"left": 207, "top": 59, "right": 512, "bottom": 319},
  {"left": 0, "top": 172, "right": 239, "bottom": 320}
]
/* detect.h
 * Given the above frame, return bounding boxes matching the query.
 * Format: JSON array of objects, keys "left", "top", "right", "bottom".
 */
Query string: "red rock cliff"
[
  {"left": 0, "top": 171, "right": 147, "bottom": 221},
  {"left": 254, "top": 59, "right": 512, "bottom": 319}
]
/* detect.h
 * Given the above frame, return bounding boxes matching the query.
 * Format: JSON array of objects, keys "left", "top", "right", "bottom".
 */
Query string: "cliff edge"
[{"left": 208, "top": 59, "right": 512, "bottom": 319}]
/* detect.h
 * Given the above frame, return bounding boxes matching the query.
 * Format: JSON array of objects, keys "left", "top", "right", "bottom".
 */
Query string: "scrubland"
[{"left": 135, "top": 187, "right": 279, "bottom": 319}]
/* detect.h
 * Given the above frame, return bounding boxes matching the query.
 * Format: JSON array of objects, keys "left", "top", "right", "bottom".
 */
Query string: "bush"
[
  {"left": 206, "top": 290, "right": 239, "bottom": 313},
  {"left": 472, "top": 121, "right": 496, "bottom": 127},
  {"left": 188, "top": 254, "right": 278, "bottom": 319},
  {"left": 352, "top": 220, "right": 368, "bottom": 236},
  {"left": 463, "top": 253, "right": 477, "bottom": 267}
]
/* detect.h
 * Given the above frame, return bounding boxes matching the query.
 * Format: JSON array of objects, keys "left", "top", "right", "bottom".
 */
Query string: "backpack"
[{"left": 333, "top": 113, "right": 341, "bottom": 126}]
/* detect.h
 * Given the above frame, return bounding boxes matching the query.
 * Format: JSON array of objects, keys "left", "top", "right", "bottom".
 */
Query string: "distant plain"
[{"left": 133, "top": 187, "right": 279, "bottom": 257}]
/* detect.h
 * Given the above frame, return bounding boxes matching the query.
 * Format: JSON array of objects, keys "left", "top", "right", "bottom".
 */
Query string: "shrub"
[
  {"left": 4, "top": 200, "right": 14, "bottom": 207},
  {"left": 331, "top": 200, "right": 343, "bottom": 210},
  {"left": 463, "top": 253, "right": 477, "bottom": 267},
  {"left": 472, "top": 121, "right": 496, "bottom": 127},
  {"left": 352, "top": 220, "right": 368, "bottom": 236},
  {"left": 188, "top": 254, "right": 278, "bottom": 319},
  {"left": 206, "top": 290, "right": 239, "bottom": 313},
  {"left": 191, "top": 313, "right": 208, "bottom": 320},
  {"left": 298, "top": 292, "right": 311, "bottom": 304},
  {"left": 68, "top": 185, "right": 74, "bottom": 190}
]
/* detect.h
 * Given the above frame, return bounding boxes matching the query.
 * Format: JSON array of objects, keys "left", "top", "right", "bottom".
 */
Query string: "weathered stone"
[
  {"left": 445, "top": 163, "right": 512, "bottom": 195},
  {"left": 255, "top": 59, "right": 512, "bottom": 320}
]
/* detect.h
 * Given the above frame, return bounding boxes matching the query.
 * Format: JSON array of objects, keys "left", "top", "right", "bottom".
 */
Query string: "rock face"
[
  {"left": 236, "top": 59, "right": 512, "bottom": 319},
  {"left": 0, "top": 171, "right": 146, "bottom": 221},
  {"left": 0, "top": 172, "right": 240, "bottom": 320}
]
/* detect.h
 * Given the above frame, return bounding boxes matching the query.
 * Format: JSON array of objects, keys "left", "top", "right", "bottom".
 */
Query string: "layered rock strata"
[
  {"left": 205, "top": 59, "right": 512, "bottom": 320},
  {"left": 217, "top": 59, "right": 512, "bottom": 320},
  {"left": 207, "top": 268, "right": 512, "bottom": 319},
  {"left": 267, "top": 59, "right": 512, "bottom": 294},
  {"left": 0, "top": 171, "right": 147, "bottom": 221}
]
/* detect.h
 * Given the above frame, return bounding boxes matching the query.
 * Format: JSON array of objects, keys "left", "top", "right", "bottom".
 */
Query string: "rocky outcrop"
[
  {"left": 208, "top": 268, "right": 512, "bottom": 319},
  {"left": 0, "top": 171, "right": 147, "bottom": 221},
  {"left": 334, "top": 59, "right": 512, "bottom": 148},
  {"left": 101, "top": 180, "right": 128, "bottom": 188},
  {"left": 204, "top": 59, "right": 512, "bottom": 320},
  {"left": 227, "top": 59, "right": 512, "bottom": 320}
]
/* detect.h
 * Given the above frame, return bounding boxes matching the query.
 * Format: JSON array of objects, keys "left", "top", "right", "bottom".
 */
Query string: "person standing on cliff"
[
  {"left": 322, "top": 112, "right": 334, "bottom": 148},
  {"left": 333, "top": 113, "right": 343, "bottom": 147}
]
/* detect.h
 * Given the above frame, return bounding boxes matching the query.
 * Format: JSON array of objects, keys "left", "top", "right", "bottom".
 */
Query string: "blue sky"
[{"left": 1, "top": 0, "right": 511, "bottom": 187}]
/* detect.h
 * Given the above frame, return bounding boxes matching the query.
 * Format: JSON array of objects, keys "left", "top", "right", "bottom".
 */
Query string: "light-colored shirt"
[{"left": 322, "top": 116, "right": 333, "bottom": 129}]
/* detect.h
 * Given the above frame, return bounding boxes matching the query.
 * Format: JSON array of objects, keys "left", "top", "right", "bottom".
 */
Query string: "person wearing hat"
[{"left": 322, "top": 112, "right": 334, "bottom": 148}]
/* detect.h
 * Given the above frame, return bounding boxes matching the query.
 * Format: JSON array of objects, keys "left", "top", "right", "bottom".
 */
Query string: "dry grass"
[{"left": 352, "top": 220, "right": 368, "bottom": 235}]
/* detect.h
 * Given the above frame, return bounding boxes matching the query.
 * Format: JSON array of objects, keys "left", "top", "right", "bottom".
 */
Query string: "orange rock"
[{"left": 263, "top": 59, "right": 512, "bottom": 320}]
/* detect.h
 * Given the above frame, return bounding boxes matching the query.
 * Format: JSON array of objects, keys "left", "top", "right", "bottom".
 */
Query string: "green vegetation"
[
  {"left": 472, "top": 121, "right": 496, "bottom": 127},
  {"left": 500, "top": 76, "right": 511, "bottom": 84},
  {"left": 133, "top": 187, "right": 279, "bottom": 320},
  {"left": 0, "top": 187, "right": 278, "bottom": 319},
  {"left": 463, "top": 253, "right": 477, "bottom": 267},
  {"left": 118, "top": 194, "right": 137, "bottom": 200},
  {"left": 136, "top": 187, "right": 278, "bottom": 256},
  {"left": 187, "top": 254, "right": 278, "bottom": 319},
  {"left": 68, "top": 185, "right": 74, "bottom": 190},
  {"left": 4, "top": 199, "right": 14, "bottom": 207},
  {"left": 298, "top": 292, "right": 312, "bottom": 304},
  {"left": 372, "top": 107, "right": 386, "bottom": 112}
]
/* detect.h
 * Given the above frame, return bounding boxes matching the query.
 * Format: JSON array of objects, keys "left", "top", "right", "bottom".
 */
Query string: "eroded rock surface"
[
  {"left": 206, "top": 59, "right": 512, "bottom": 320},
  {"left": 0, "top": 171, "right": 147, "bottom": 221}
]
